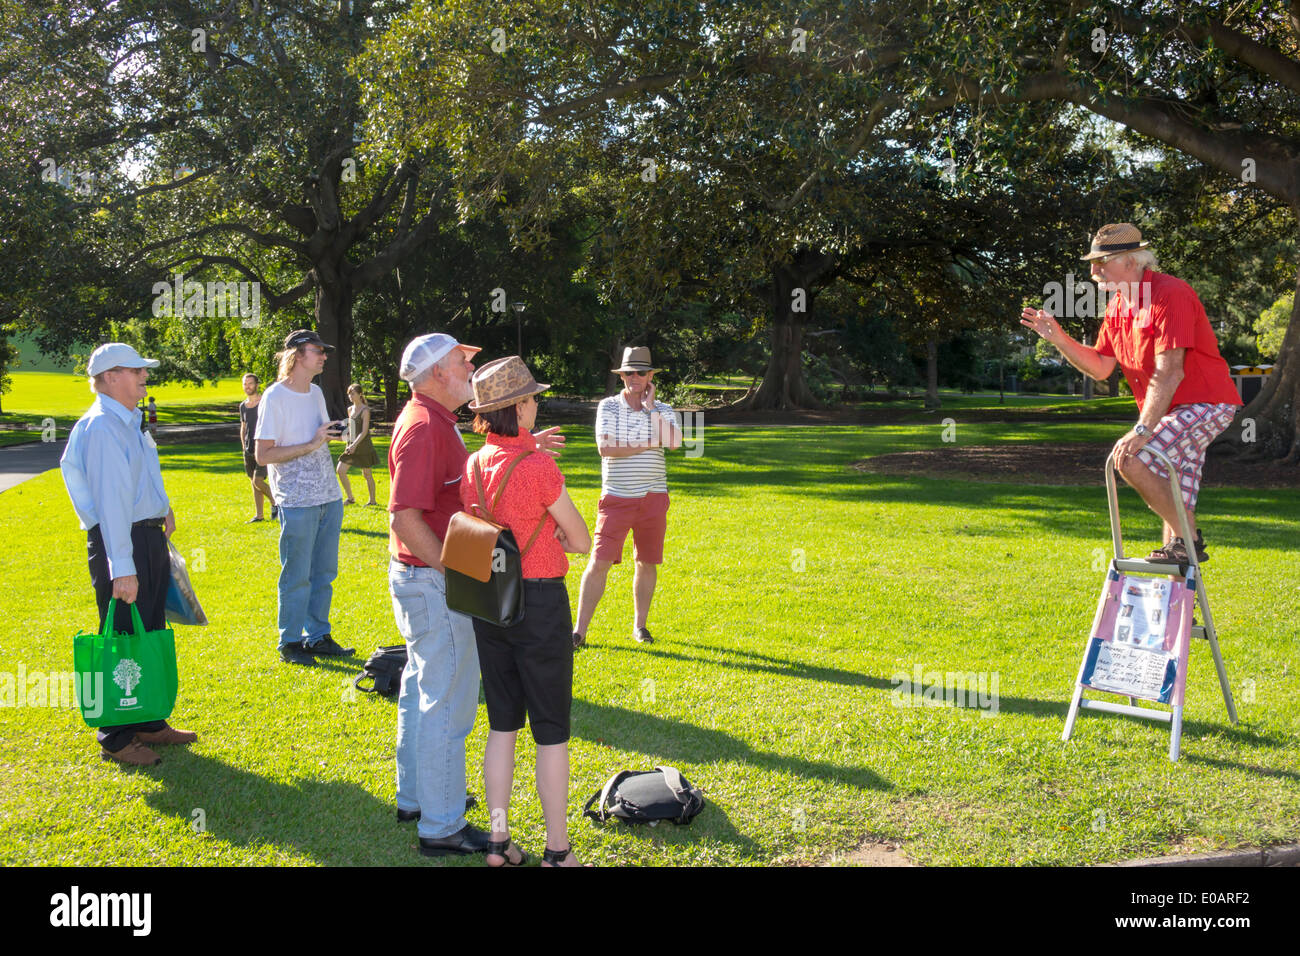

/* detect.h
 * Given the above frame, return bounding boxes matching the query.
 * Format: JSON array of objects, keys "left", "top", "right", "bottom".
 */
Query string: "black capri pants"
[{"left": 472, "top": 579, "right": 573, "bottom": 745}]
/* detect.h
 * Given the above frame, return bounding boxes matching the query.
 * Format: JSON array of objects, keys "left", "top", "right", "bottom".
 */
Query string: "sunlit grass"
[{"left": 1, "top": 423, "right": 1295, "bottom": 866}]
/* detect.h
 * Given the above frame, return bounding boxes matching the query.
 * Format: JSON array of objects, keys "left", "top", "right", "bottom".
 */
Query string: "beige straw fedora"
[
  {"left": 468, "top": 355, "right": 549, "bottom": 413},
  {"left": 1080, "top": 223, "right": 1150, "bottom": 261}
]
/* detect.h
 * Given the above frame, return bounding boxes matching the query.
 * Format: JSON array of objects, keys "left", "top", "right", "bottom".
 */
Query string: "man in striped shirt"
[{"left": 573, "top": 347, "right": 682, "bottom": 648}]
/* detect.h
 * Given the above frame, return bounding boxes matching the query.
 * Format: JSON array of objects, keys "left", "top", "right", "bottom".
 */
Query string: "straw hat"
[
  {"left": 468, "top": 356, "right": 549, "bottom": 412},
  {"left": 1080, "top": 223, "right": 1149, "bottom": 261}
]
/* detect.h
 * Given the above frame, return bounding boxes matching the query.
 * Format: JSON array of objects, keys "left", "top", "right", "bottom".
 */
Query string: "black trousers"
[
  {"left": 86, "top": 522, "right": 170, "bottom": 752},
  {"left": 472, "top": 580, "right": 574, "bottom": 745}
]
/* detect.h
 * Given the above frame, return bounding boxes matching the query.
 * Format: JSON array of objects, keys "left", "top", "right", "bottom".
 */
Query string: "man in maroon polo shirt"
[
  {"left": 387, "top": 333, "right": 567, "bottom": 857},
  {"left": 387, "top": 333, "right": 491, "bottom": 856},
  {"left": 1021, "top": 223, "right": 1242, "bottom": 564}
]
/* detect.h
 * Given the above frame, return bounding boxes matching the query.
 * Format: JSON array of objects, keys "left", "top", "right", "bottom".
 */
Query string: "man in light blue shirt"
[{"left": 61, "top": 343, "right": 197, "bottom": 767}]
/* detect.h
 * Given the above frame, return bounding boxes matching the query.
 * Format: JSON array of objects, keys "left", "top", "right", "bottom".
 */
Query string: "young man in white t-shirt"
[
  {"left": 573, "top": 347, "right": 681, "bottom": 648},
  {"left": 254, "top": 329, "right": 354, "bottom": 665}
]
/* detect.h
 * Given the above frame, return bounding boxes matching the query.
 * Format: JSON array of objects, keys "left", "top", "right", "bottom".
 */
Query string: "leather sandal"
[
  {"left": 541, "top": 846, "right": 592, "bottom": 867},
  {"left": 486, "top": 838, "right": 528, "bottom": 867}
]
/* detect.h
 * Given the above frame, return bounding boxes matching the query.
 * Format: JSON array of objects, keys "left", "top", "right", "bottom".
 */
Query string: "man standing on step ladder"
[{"left": 1020, "top": 223, "right": 1242, "bottom": 564}]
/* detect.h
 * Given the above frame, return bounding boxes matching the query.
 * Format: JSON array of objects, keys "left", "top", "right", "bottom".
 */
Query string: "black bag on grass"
[
  {"left": 354, "top": 644, "right": 407, "bottom": 697},
  {"left": 583, "top": 766, "right": 705, "bottom": 825}
]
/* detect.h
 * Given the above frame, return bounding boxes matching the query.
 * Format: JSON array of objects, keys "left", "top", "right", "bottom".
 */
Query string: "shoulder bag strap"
[
  {"left": 489, "top": 451, "right": 533, "bottom": 514},
  {"left": 583, "top": 770, "right": 636, "bottom": 821},
  {"left": 655, "top": 765, "right": 692, "bottom": 805},
  {"left": 477, "top": 449, "right": 550, "bottom": 557},
  {"left": 470, "top": 452, "right": 489, "bottom": 519}
]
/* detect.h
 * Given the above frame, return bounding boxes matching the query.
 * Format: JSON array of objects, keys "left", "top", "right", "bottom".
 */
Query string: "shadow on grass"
[
  {"left": 342, "top": 527, "right": 390, "bottom": 539},
  {"left": 572, "top": 698, "right": 892, "bottom": 794},
  {"left": 142, "top": 751, "right": 442, "bottom": 866},
  {"left": 600, "top": 642, "right": 1070, "bottom": 719},
  {"left": 1181, "top": 752, "right": 1300, "bottom": 782}
]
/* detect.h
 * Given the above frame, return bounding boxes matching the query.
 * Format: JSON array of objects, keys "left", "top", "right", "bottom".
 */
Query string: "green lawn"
[
  {"left": 1, "top": 423, "right": 1296, "bottom": 866},
  {"left": 1, "top": 371, "right": 245, "bottom": 446}
]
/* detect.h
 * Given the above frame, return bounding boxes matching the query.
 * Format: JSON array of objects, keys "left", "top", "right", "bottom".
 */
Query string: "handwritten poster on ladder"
[{"left": 1081, "top": 575, "right": 1191, "bottom": 705}]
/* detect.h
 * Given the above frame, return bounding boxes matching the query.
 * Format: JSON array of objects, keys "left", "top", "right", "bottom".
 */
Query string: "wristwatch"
[{"left": 1133, "top": 423, "right": 1150, "bottom": 437}]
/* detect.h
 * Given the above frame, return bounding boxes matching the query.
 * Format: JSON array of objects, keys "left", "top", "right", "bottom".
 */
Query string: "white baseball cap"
[
  {"left": 399, "top": 333, "right": 480, "bottom": 383},
  {"left": 87, "top": 343, "right": 160, "bottom": 377}
]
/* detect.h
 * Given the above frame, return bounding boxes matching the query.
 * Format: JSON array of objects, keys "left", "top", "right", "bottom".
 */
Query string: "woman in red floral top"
[{"left": 461, "top": 356, "right": 592, "bottom": 867}]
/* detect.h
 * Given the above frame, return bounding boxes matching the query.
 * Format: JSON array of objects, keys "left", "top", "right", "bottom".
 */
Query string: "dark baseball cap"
[{"left": 283, "top": 329, "right": 334, "bottom": 351}]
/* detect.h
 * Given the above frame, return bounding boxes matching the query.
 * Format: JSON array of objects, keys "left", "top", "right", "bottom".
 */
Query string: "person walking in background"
[
  {"left": 336, "top": 383, "right": 379, "bottom": 506},
  {"left": 254, "top": 329, "right": 353, "bottom": 666},
  {"left": 146, "top": 396, "right": 158, "bottom": 438},
  {"left": 238, "top": 373, "right": 276, "bottom": 523},
  {"left": 1021, "top": 223, "right": 1241, "bottom": 563},
  {"left": 60, "top": 343, "right": 197, "bottom": 767},
  {"left": 461, "top": 356, "right": 592, "bottom": 867},
  {"left": 573, "top": 346, "right": 681, "bottom": 649}
]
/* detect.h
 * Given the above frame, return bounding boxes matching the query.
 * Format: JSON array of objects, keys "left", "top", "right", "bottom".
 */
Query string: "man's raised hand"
[
  {"left": 534, "top": 426, "right": 566, "bottom": 458},
  {"left": 1020, "top": 307, "right": 1062, "bottom": 342}
]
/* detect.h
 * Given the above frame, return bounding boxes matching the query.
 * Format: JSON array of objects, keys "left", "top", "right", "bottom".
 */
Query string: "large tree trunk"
[
  {"left": 315, "top": 277, "right": 354, "bottom": 420},
  {"left": 1222, "top": 267, "right": 1300, "bottom": 461},
  {"left": 1106, "top": 365, "right": 1122, "bottom": 398},
  {"left": 744, "top": 249, "right": 835, "bottom": 410},
  {"left": 382, "top": 331, "right": 403, "bottom": 424},
  {"left": 924, "top": 337, "right": 940, "bottom": 410}
]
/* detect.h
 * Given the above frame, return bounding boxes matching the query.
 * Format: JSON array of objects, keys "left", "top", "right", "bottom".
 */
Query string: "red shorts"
[{"left": 592, "top": 492, "right": 670, "bottom": 565}]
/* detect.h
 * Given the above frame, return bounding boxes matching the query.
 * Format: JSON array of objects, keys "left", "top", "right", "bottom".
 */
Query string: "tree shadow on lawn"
[
  {"left": 142, "top": 751, "right": 442, "bottom": 866},
  {"left": 599, "top": 643, "right": 1069, "bottom": 719},
  {"left": 670, "top": 469, "right": 1299, "bottom": 548},
  {"left": 1181, "top": 751, "right": 1300, "bottom": 782},
  {"left": 1174, "top": 716, "right": 1298, "bottom": 759},
  {"left": 341, "top": 527, "right": 389, "bottom": 539},
  {"left": 572, "top": 698, "right": 891, "bottom": 794}
]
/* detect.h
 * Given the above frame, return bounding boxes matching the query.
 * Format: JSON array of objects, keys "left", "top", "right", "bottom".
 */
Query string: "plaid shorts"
[{"left": 1136, "top": 403, "right": 1237, "bottom": 510}]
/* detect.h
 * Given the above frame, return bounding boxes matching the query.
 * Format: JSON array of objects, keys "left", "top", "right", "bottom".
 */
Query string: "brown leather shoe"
[
  {"left": 136, "top": 726, "right": 198, "bottom": 746},
  {"left": 101, "top": 739, "right": 162, "bottom": 766}
]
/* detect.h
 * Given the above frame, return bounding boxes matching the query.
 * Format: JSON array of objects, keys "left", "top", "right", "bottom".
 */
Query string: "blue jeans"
[
  {"left": 276, "top": 498, "right": 343, "bottom": 650},
  {"left": 389, "top": 558, "right": 480, "bottom": 840}
]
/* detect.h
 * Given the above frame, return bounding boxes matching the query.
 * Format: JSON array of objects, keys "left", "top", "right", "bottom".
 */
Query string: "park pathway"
[
  {"left": 0, "top": 439, "right": 65, "bottom": 492},
  {"left": 0, "top": 422, "right": 240, "bottom": 493}
]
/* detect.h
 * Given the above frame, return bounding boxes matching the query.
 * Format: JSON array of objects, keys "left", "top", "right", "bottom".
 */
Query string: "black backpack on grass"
[
  {"left": 583, "top": 766, "right": 705, "bottom": 825},
  {"left": 354, "top": 645, "right": 407, "bottom": 698}
]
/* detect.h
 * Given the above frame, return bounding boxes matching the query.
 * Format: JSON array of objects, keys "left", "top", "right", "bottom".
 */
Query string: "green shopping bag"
[{"left": 73, "top": 598, "right": 178, "bottom": 728}]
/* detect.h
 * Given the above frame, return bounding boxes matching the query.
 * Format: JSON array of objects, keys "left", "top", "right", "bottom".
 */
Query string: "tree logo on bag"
[{"left": 113, "top": 659, "right": 143, "bottom": 704}]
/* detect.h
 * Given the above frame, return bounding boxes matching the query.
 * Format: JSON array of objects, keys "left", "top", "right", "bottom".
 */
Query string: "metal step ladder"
[{"left": 1061, "top": 446, "right": 1237, "bottom": 761}]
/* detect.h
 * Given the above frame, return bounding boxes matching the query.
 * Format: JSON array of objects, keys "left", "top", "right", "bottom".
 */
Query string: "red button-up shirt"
[
  {"left": 1094, "top": 269, "right": 1242, "bottom": 413},
  {"left": 460, "top": 430, "right": 568, "bottom": 579}
]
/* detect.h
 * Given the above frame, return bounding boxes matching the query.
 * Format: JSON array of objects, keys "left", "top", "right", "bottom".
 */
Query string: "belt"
[
  {"left": 523, "top": 576, "right": 565, "bottom": 584},
  {"left": 133, "top": 518, "right": 166, "bottom": 530}
]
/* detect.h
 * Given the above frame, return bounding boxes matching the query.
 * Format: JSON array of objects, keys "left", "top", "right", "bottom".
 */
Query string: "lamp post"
[{"left": 511, "top": 301, "right": 525, "bottom": 357}]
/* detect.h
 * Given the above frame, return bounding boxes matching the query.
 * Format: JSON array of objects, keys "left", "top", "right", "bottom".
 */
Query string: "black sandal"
[
  {"left": 486, "top": 839, "right": 528, "bottom": 867},
  {"left": 542, "top": 846, "right": 575, "bottom": 866}
]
